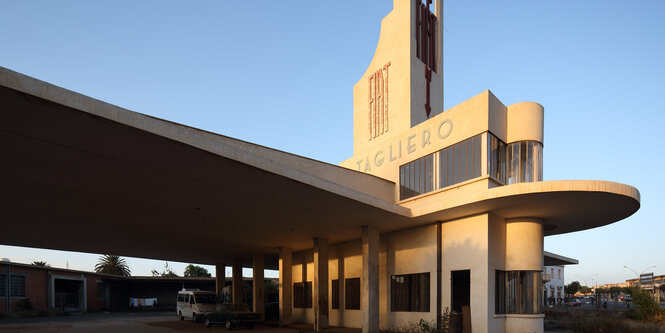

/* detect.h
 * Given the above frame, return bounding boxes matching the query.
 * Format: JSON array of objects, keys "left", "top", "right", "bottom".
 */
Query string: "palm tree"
[
  {"left": 94, "top": 254, "right": 131, "bottom": 276},
  {"left": 31, "top": 261, "right": 50, "bottom": 267}
]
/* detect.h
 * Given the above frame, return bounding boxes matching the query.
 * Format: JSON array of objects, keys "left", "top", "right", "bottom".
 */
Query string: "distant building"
[
  {"left": 542, "top": 252, "right": 577, "bottom": 305},
  {"left": 0, "top": 261, "right": 277, "bottom": 313}
]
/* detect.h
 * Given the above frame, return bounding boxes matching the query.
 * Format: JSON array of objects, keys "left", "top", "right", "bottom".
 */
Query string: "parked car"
[
  {"left": 177, "top": 290, "right": 218, "bottom": 322},
  {"left": 566, "top": 298, "right": 581, "bottom": 307},
  {"left": 203, "top": 303, "right": 260, "bottom": 329}
]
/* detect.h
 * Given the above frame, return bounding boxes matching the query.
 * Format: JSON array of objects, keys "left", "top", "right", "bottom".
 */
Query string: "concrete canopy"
[
  {"left": 543, "top": 251, "right": 578, "bottom": 266},
  {"left": 0, "top": 67, "right": 413, "bottom": 268},
  {"left": 0, "top": 67, "right": 640, "bottom": 268}
]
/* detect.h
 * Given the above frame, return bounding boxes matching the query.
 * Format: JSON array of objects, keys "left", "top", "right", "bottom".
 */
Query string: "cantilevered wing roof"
[
  {"left": 0, "top": 66, "right": 412, "bottom": 268},
  {"left": 0, "top": 66, "right": 640, "bottom": 268}
]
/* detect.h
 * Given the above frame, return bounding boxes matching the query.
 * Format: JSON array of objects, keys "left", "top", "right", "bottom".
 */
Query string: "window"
[
  {"left": 391, "top": 273, "right": 430, "bottom": 312},
  {"left": 293, "top": 282, "right": 312, "bottom": 308},
  {"left": 495, "top": 270, "right": 542, "bottom": 314},
  {"left": 0, "top": 274, "right": 5, "bottom": 297},
  {"left": 400, "top": 134, "right": 482, "bottom": 200},
  {"left": 0, "top": 274, "right": 24, "bottom": 298},
  {"left": 97, "top": 282, "right": 107, "bottom": 299},
  {"left": 331, "top": 279, "right": 339, "bottom": 309},
  {"left": 7, "top": 275, "right": 25, "bottom": 298},
  {"left": 400, "top": 154, "right": 433, "bottom": 199},
  {"left": 177, "top": 294, "right": 185, "bottom": 302},
  {"left": 345, "top": 278, "right": 360, "bottom": 310},
  {"left": 558, "top": 269, "right": 561, "bottom": 280},
  {"left": 506, "top": 141, "right": 543, "bottom": 184},
  {"left": 488, "top": 133, "right": 507, "bottom": 183},
  {"left": 439, "top": 134, "right": 481, "bottom": 189}
]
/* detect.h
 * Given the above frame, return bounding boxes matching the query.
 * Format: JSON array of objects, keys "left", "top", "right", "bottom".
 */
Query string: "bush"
[
  {"left": 15, "top": 298, "right": 34, "bottom": 312},
  {"left": 386, "top": 307, "right": 454, "bottom": 333},
  {"left": 630, "top": 286, "right": 664, "bottom": 320},
  {"left": 570, "top": 316, "right": 660, "bottom": 333}
]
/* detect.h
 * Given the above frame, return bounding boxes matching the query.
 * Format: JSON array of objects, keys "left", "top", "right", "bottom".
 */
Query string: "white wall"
[{"left": 442, "top": 214, "right": 491, "bottom": 333}]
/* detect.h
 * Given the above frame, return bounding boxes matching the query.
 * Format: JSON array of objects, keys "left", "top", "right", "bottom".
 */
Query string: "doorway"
[
  {"left": 53, "top": 277, "right": 85, "bottom": 313},
  {"left": 451, "top": 270, "right": 471, "bottom": 332}
]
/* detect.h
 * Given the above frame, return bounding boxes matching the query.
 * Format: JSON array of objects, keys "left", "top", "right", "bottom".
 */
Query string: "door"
[{"left": 451, "top": 270, "right": 471, "bottom": 333}]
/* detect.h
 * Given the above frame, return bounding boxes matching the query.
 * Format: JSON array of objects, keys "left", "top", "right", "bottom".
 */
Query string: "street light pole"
[{"left": 623, "top": 265, "right": 656, "bottom": 286}]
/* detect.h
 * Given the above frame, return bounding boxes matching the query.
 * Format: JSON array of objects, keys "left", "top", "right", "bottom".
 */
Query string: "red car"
[{"left": 566, "top": 298, "right": 581, "bottom": 307}]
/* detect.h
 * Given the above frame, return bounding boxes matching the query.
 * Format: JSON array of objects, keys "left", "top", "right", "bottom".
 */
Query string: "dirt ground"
[{"left": 0, "top": 313, "right": 303, "bottom": 333}]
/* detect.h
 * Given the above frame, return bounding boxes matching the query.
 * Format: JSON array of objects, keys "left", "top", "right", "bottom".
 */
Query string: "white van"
[{"left": 177, "top": 289, "right": 218, "bottom": 322}]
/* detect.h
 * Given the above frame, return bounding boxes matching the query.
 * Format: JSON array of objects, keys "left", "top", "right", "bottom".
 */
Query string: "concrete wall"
[
  {"left": 380, "top": 224, "right": 437, "bottom": 330},
  {"left": 291, "top": 225, "right": 438, "bottom": 330},
  {"left": 487, "top": 214, "right": 507, "bottom": 332},
  {"left": 442, "top": 214, "right": 490, "bottom": 333},
  {"left": 292, "top": 251, "right": 314, "bottom": 324},
  {"left": 328, "top": 240, "right": 363, "bottom": 328}
]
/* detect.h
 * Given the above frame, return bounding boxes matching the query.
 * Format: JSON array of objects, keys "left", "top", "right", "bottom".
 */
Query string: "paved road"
[{"left": 0, "top": 313, "right": 305, "bottom": 333}]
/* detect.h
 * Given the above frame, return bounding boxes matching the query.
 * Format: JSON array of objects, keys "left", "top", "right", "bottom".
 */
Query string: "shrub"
[
  {"left": 630, "top": 286, "right": 664, "bottom": 320},
  {"left": 15, "top": 298, "right": 34, "bottom": 312}
]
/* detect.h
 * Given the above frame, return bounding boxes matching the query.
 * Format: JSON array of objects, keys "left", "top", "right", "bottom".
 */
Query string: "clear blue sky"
[{"left": 0, "top": 1, "right": 663, "bottom": 284}]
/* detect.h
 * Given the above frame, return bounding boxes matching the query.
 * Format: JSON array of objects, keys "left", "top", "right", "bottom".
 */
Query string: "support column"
[
  {"left": 362, "top": 226, "right": 379, "bottom": 333},
  {"left": 232, "top": 259, "right": 243, "bottom": 304},
  {"left": 216, "top": 264, "right": 226, "bottom": 299},
  {"left": 337, "top": 247, "right": 345, "bottom": 325},
  {"left": 314, "top": 238, "right": 329, "bottom": 331},
  {"left": 279, "top": 247, "right": 293, "bottom": 326},
  {"left": 253, "top": 254, "right": 265, "bottom": 320},
  {"left": 505, "top": 218, "right": 544, "bottom": 333}
]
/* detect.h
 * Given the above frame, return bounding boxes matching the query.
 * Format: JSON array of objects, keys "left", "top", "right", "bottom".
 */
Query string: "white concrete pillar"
[
  {"left": 215, "top": 264, "right": 226, "bottom": 298},
  {"left": 314, "top": 238, "right": 329, "bottom": 331},
  {"left": 505, "top": 218, "right": 544, "bottom": 333},
  {"left": 253, "top": 254, "right": 265, "bottom": 320},
  {"left": 362, "top": 226, "right": 379, "bottom": 333},
  {"left": 337, "top": 247, "right": 345, "bottom": 325},
  {"left": 232, "top": 259, "right": 243, "bottom": 304},
  {"left": 505, "top": 218, "right": 543, "bottom": 271},
  {"left": 279, "top": 247, "right": 293, "bottom": 326}
]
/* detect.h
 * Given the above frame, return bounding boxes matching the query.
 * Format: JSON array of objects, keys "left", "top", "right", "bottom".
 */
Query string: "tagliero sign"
[{"left": 355, "top": 118, "right": 452, "bottom": 172}]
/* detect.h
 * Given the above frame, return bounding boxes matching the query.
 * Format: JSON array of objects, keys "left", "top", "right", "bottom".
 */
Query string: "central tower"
[{"left": 352, "top": 0, "right": 444, "bottom": 156}]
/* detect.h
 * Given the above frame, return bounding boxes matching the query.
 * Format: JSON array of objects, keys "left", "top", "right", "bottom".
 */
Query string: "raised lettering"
[
  {"left": 389, "top": 144, "right": 398, "bottom": 162},
  {"left": 437, "top": 119, "right": 452, "bottom": 139},
  {"left": 407, "top": 134, "right": 416, "bottom": 154},
  {"left": 422, "top": 129, "right": 431, "bottom": 148},
  {"left": 364, "top": 158, "right": 372, "bottom": 172},
  {"left": 374, "top": 150, "right": 384, "bottom": 167}
]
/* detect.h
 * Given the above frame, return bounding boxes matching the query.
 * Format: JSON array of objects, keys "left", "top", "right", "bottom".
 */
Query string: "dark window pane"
[
  {"left": 293, "top": 282, "right": 312, "bottom": 308},
  {"left": 10, "top": 276, "right": 24, "bottom": 297},
  {"left": 391, "top": 273, "right": 430, "bottom": 312},
  {"left": 447, "top": 147, "right": 453, "bottom": 187},
  {"left": 473, "top": 134, "right": 481, "bottom": 178},
  {"left": 440, "top": 149, "right": 447, "bottom": 188},
  {"left": 465, "top": 139, "right": 472, "bottom": 181},
  {"left": 345, "top": 278, "right": 360, "bottom": 310},
  {"left": 306, "top": 282, "right": 312, "bottom": 308},
  {"left": 495, "top": 270, "right": 541, "bottom": 315},
  {"left": 415, "top": 159, "right": 420, "bottom": 194},
  {"left": 0, "top": 274, "right": 5, "bottom": 297},
  {"left": 98, "top": 282, "right": 106, "bottom": 299},
  {"left": 520, "top": 142, "right": 527, "bottom": 182},
  {"left": 331, "top": 280, "right": 339, "bottom": 309}
]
